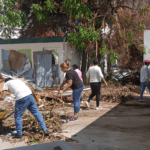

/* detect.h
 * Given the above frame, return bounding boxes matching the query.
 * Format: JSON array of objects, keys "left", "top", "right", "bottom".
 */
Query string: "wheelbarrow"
[{"left": 0, "top": 110, "right": 19, "bottom": 135}]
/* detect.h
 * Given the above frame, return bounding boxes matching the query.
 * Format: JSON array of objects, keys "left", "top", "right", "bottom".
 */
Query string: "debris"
[{"left": 38, "top": 104, "right": 44, "bottom": 108}]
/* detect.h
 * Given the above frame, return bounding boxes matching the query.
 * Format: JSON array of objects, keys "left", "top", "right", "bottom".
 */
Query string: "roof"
[{"left": 0, "top": 37, "right": 67, "bottom": 45}]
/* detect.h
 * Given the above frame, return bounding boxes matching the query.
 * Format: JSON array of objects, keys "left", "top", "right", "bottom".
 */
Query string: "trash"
[
  {"left": 11, "top": 130, "right": 17, "bottom": 135},
  {"left": 61, "top": 120, "right": 67, "bottom": 123},
  {"left": 5, "top": 133, "right": 11, "bottom": 138},
  {"left": 11, "top": 59, "right": 34, "bottom": 81},
  {"left": 38, "top": 104, "right": 44, "bottom": 108}
]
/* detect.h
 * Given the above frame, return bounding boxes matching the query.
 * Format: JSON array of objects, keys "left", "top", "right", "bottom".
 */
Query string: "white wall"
[
  {"left": 144, "top": 30, "right": 150, "bottom": 60},
  {"left": 0, "top": 42, "right": 64, "bottom": 83}
]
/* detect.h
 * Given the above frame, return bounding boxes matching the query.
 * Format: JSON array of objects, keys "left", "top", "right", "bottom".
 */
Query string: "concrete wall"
[
  {"left": 144, "top": 30, "right": 150, "bottom": 60},
  {"left": 0, "top": 42, "right": 64, "bottom": 84},
  {"left": 0, "top": 42, "right": 81, "bottom": 85}
]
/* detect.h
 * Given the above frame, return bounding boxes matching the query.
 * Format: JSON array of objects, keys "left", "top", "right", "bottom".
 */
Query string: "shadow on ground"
[{"left": 3, "top": 96, "right": 150, "bottom": 150}]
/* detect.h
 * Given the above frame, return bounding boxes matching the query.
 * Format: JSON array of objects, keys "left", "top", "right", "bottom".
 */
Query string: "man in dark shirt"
[{"left": 59, "top": 62, "right": 84, "bottom": 121}]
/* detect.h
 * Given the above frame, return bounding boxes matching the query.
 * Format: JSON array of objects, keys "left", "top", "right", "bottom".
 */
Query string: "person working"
[
  {"left": 59, "top": 61, "right": 84, "bottom": 121},
  {"left": 86, "top": 59, "right": 108, "bottom": 110},
  {"left": 140, "top": 59, "right": 150, "bottom": 102},
  {"left": 0, "top": 74, "right": 50, "bottom": 139},
  {"left": 73, "top": 64, "right": 83, "bottom": 103}
]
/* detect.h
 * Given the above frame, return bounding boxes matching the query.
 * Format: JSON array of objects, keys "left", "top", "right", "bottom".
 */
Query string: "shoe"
[
  {"left": 96, "top": 106, "right": 103, "bottom": 110},
  {"left": 85, "top": 101, "right": 90, "bottom": 108},
  {"left": 14, "top": 134, "right": 22, "bottom": 139},
  {"left": 44, "top": 130, "right": 50, "bottom": 136},
  {"left": 69, "top": 116, "right": 78, "bottom": 121}
]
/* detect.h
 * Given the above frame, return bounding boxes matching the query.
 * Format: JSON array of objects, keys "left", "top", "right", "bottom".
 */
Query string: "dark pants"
[{"left": 88, "top": 82, "right": 101, "bottom": 107}]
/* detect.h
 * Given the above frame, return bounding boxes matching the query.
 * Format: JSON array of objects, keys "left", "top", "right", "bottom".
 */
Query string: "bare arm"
[
  {"left": 0, "top": 73, "right": 6, "bottom": 81},
  {"left": 102, "top": 77, "right": 108, "bottom": 86},
  {"left": 62, "top": 80, "right": 72, "bottom": 93},
  {"left": 87, "top": 78, "right": 90, "bottom": 84},
  {"left": 60, "top": 78, "right": 67, "bottom": 89}
]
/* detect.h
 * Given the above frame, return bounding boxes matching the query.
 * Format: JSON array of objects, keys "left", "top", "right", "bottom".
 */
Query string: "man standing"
[
  {"left": 86, "top": 59, "right": 108, "bottom": 110},
  {"left": 140, "top": 59, "right": 150, "bottom": 102},
  {"left": 0, "top": 75, "right": 49, "bottom": 139}
]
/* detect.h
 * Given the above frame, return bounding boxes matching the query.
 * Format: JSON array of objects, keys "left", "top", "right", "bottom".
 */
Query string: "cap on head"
[
  {"left": 5, "top": 78, "right": 12, "bottom": 83},
  {"left": 93, "top": 59, "right": 98, "bottom": 65},
  {"left": 144, "top": 59, "right": 150, "bottom": 62}
]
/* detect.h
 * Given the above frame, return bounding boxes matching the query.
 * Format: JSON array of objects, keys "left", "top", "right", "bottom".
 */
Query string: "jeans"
[
  {"left": 73, "top": 86, "right": 84, "bottom": 114},
  {"left": 15, "top": 94, "right": 47, "bottom": 135},
  {"left": 140, "top": 82, "right": 150, "bottom": 100},
  {"left": 88, "top": 82, "right": 101, "bottom": 107}
]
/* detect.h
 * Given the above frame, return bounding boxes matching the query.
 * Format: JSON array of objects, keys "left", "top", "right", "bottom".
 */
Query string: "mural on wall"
[{"left": 17, "top": 49, "right": 32, "bottom": 62}]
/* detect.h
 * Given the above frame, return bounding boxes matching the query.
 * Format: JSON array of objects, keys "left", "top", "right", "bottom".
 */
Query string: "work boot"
[
  {"left": 44, "top": 130, "right": 50, "bottom": 136},
  {"left": 14, "top": 134, "right": 22, "bottom": 139}
]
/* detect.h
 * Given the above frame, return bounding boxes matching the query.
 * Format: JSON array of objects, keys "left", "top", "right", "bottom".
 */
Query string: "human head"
[
  {"left": 5, "top": 78, "right": 12, "bottom": 83},
  {"left": 60, "top": 61, "right": 70, "bottom": 72},
  {"left": 144, "top": 59, "right": 150, "bottom": 66},
  {"left": 73, "top": 64, "right": 78, "bottom": 70},
  {"left": 93, "top": 59, "right": 98, "bottom": 65}
]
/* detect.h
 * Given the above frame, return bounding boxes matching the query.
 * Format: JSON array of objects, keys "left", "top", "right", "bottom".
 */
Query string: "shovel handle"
[{"left": 1, "top": 110, "right": 20, "bottom": 120}]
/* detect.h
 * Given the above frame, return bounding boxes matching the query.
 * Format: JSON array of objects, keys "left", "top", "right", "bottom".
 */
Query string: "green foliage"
[
  {"left": 51, "top": 49, "right": 59, "bottom": 56},
  {"left": 30, "top": 1, "right": 56, "bottom": 24},
  {"left": 125, "top": 18, "right": 131, "bottom": 24},
  {"left": 63, "top": 0, "right": 93, "bottom": 19},
  {"left": 128, "top": 31, "right": 133, "bottom": 38},
  {"left": 0, "top": 0, "right": 27, "bottom": 38},
  {"left": 90, "top": 53, "right": 96, "bottom": 64},
  {"left": 139, "top": 4, "right": 150, "bottom": 16},
  {"left": 137, "top": 24, "right": 145, "bottom": 30},
  {"left": 67, "top": 25, "right": 100, "bottom": 52}
]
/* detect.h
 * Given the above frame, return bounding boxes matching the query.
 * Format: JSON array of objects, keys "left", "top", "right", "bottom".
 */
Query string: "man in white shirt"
[
  {"left": 0, "top": 76, "right": 49, "bottom": 139},
  {"left": 140, "top": 59, "right": 150, "bottom": 101},
  {"left": 86, "top": 59, "right": 108, "bottom": 110}
]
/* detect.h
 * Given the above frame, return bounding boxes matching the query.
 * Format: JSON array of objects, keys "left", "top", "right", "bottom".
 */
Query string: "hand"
[
  {"left": 105, "top": 82, "right": 108, "bottom": 86},
  {"left": 59, "top": 90, "right": 64, "bottom": 95}
]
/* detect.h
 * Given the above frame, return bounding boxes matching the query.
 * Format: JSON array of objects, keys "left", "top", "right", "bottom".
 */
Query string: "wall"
[
  {"left": 62, "top": 42, "right": 81, "bottom": 82},
  {"left": 0, "top": 42, "right": 64, "bottom": 84},
  {"left": 144, "top": 30, "right": 150, "bottom": 60}
]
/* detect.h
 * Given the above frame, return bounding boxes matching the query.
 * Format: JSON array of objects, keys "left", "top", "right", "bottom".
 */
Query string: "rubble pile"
[{"left": 21, "top": 112, "right": 63, "bottom": 144}]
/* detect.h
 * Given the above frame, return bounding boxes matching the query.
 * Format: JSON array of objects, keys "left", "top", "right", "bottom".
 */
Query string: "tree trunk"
[{"left": 81, "top": 50, "right": 88, "bottom": 85}]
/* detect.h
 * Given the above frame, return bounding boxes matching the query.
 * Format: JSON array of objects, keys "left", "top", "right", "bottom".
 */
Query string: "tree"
[
  {"left": 10, "top": 0, "right": 150, "bottom": 83},
  {"left": 0, "top": 0, "right": 27, "bottom": 38}
]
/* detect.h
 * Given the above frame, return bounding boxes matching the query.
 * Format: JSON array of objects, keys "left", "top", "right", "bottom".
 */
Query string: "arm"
[
  {"left": 145, "top": 67, "right": 149, "bottom": 84},
  {"left": 87, "top": 78, "right": 90, "bottom": 84},
  {"left": 0, "top": 91, "right": 7, "bottom": 101},
  {"left": 102, "top": 77, "right": 108, "bottom": 86},
  {"left": 0, "top": 73, "right": 6, "bottom": 81},
  {"left": 60, "top": 78, "right": 67, "bottom": 90},
  {"left": 98, "top": 68, "right": 108, "bottom": 86},
  {"left": 62, "top": 80, "right": 72, "bottom": 93},
  {"left": 86, "top": 69, "right": 90, "bottom": 84},
  {"left": 26, "top": 84, "right": 38, "bottom": 102}
]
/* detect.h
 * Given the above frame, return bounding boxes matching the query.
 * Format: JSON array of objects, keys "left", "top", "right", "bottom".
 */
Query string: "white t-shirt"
[
  {"left": 3, "top": 79, "right": 32, "bottom": 101},
  {"left": 86, "top": 66, "right": 104, "bottom": 83},
  {"left": 140, "top": 65, "right": 149, "bottom": 83}
]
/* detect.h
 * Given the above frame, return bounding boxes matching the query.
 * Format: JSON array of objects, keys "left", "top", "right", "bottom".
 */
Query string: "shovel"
[{"left": 0, "top": 110, "right": 20, "bottom": 134}]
